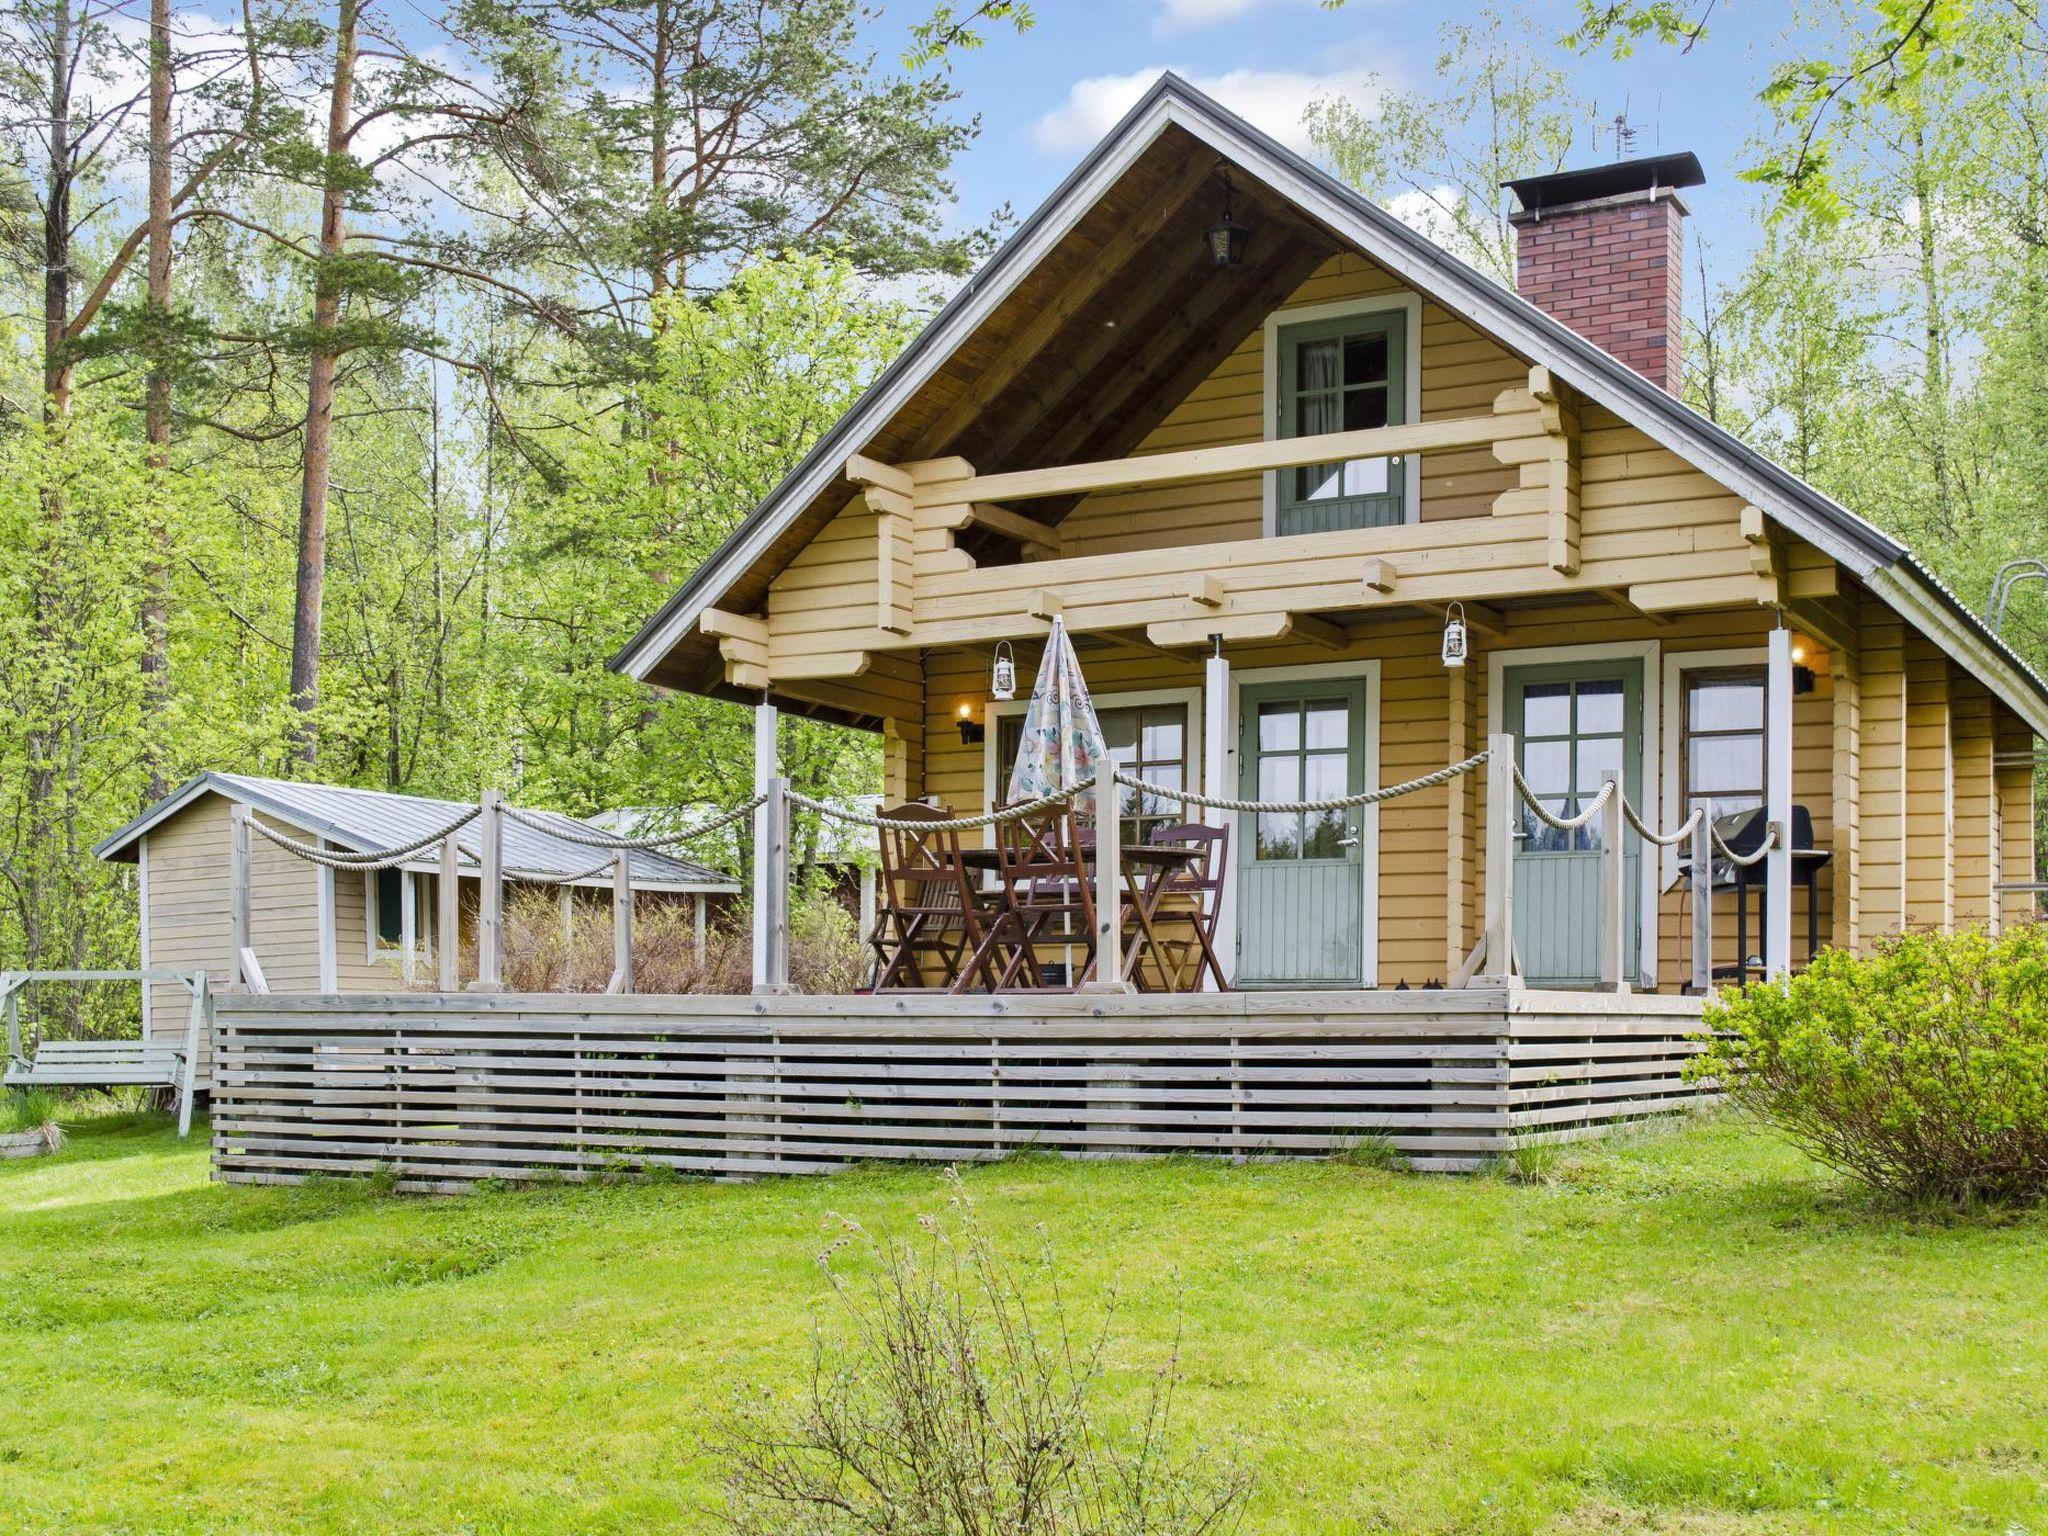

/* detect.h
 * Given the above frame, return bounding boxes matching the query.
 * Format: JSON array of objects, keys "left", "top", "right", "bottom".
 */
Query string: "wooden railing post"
[
  {"left": 474, "top": 789, "right": 503, "bottom": 991},
  {"left": 756, "top": 778, "right": 793, "bottom": 993},
  {"left": 1481, "top": 732, "right": 1517, "bottom": 982},
  {"left": 3, "top": 976, "right": 21, "bottom": 1063},
  {"left": 751, "top": 701, "right": 779, "bottom": 990},
  {"left": 1690, "top": 813, "right": 1714, "bottom": 995},
  {"left": 612, "top": 850, "right": 633, "bottom": 994},
  {"left": 229, "top": 804, "right": 252, "bottom": 988},
  {"left": 437, "top": 833, "right": 460, "bottom": 992},
  {"left": 1766, "top": 625, "right": 1795, "bottom": 979},
  {"left": 1599, "top": 769, "right": 1629, "bottom": 994},
  {"left": 1083, "top": 774, "right": 1129, "bottom": 991}
]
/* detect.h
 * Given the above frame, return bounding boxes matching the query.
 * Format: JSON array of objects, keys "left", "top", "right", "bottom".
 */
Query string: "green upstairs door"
[
  {"left": 1504, "top": 660, "right": 1645, "bottom": 987},
  {"left": 1236, "top": 679, "right": 1369, "bottom": 987}
]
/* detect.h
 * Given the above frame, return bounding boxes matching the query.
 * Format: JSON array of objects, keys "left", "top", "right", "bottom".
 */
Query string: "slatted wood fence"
[{"left": 210, "top": 989, "right": 1714, "bottom": 1188}]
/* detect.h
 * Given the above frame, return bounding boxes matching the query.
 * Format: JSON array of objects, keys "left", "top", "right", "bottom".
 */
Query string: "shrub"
[
  {"left": 494, "top": 888, "right": 869, "bottom": 995},
  {"left": 1696, "top": 925, "right": 2048, "bottom": 1205},
  {"left": 709, "top": 1168, "right": 1253, "bottom": 1536}
]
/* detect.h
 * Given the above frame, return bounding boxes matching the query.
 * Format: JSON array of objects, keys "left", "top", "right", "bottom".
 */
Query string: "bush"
[
  {"left": 495, "top": 888, "right": 869, "bottom": 995},
  {"left": 709, "top": 1168, "right": 1252, "bottom": 1535},
  {"left": 1696, "top": 925, "right": 2048, "bottom": 1205},
  {"left": 4, "top": 1087, "right": 58, "bottom": 1134}
]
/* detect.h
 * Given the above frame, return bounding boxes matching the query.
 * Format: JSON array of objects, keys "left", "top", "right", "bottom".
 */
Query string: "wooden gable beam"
[
  {"left": 700, "top": 608, "right": 770, "bottom": 692},
  {"left": 1492, "top": 365, "right": 1580, "bottom": 577},
  {"left": 920, "top": 152, "right": 1224, "bottom": 453},
  {"left": 1022, "top": 233, "right": 1327, "bottom": 472}
]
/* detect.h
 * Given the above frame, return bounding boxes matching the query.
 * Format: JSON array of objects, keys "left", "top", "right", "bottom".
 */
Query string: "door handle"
[{"left": 1337, "top": 827, "right": 1360, "bottom": 848}]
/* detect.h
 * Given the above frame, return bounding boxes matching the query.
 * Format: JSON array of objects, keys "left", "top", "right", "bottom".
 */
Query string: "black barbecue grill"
[{"left": 1679, "top": 804, "right": 1832, "bottom": 985}]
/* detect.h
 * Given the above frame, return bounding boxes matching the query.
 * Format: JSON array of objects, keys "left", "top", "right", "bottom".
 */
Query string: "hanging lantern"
[
  {"left": 1441, "top": 603, "right": 1469, "bottom": 668},
  {"left": 991, "top": 641, "right": 1017, "bottom": 701},
  {"left": 1203, "top": 170, "right": 1253, "bottom": 270}
]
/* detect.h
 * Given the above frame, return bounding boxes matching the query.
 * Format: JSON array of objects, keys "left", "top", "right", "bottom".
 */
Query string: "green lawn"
[{"left": 4, "top": 1114, "right": 2045, "bottom": 1535}]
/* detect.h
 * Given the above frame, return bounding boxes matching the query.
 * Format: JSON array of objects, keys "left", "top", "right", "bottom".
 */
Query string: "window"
[
  {"left": 996, "top": 703, "right": 1190, "bottom": 843},
  {"left": 1517, "top": 676, "right": 1627, "bottom": 853},
  {"left": 1682, "top": 668, "right": 1767, "bottom": 830},
  {"left": 365, "top": 868, "right": 432, "bottom": 957},
  {"left": 1274, "top": 307, "right": 1408, "bottom": 534}
]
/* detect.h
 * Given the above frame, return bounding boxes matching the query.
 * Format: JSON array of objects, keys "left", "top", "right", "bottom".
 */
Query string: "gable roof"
[
  {"left": 612, "top": 72, "right": 2048, "bottom": 736},
  {"left": 95, "top": 773, "right": 740, "bottom": 892}
]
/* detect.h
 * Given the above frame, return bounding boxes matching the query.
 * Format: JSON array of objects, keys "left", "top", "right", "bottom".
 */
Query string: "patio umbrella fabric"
[{"left": 1005, "top": 616, "right": 1109, "bottom": 805}]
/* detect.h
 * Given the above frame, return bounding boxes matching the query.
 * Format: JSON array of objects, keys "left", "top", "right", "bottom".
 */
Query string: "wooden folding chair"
[
  {"left": 968, "top": 802, "right": 1098, "bottom": 992},
  {"left": 1135, "top": 823, "right": 1230, "bottom": 992},
  {"left": 871, "top": 805, "right": 1001, "bottom": 992}
]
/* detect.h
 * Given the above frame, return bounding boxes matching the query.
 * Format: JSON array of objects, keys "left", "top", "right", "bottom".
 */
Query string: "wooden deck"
[{"left": 210, "top": 988, "right": 1712, "bottom": 1187}]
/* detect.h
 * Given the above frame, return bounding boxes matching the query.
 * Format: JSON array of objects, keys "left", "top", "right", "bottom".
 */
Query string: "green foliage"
[
  {"left": 1697, "top": 926, "right": 2048, "bottom": 1206},
  {"left": 2, "top": 1088, "right": 56, "bottom": 1135},
  {"left": 710, "top": 1168, "right": 1254, "bottom": 1536}
]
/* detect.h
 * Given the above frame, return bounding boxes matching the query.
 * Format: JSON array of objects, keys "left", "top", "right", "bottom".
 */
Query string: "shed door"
[{"left": 1236, "top": 680, "right": 1369, "bottom": 987}]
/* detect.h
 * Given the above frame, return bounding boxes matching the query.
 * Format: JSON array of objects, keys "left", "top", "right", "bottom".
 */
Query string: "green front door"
[
  {"left": 1236, "top": 679, "right": 1369, "bottom": 987},
  {"left": 1505, "top": 660, "right": 1645, "bottom": 987}
]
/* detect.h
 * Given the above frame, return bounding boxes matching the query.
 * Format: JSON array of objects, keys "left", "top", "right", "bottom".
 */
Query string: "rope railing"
[
  {"left": 245, "top": 806, "right": 479, "bottom": 871},
  {"left": 1508, "top": 766, "right": 1615, "bottom": 833},
  {"left": 1624, "top": 801, "right": 1706, "bottom": 849},
  {"left": 787, "top": 776, "right": 1099, "bottom": 831},
  {"left": 1109, "top": 748, "right": 1490, "bottom": 814},
  {"left": 499, "top": 795, "right": 766, "bottom": 852},
  {"left": 1710, "top": 819, "right": 1779, "bottom": 868}
]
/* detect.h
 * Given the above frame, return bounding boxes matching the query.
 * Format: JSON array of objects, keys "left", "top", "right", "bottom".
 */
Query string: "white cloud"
[
  {"left": 1155, "top": 0, "right": 1269, "bottom": 26},
  {"left": 1032, "top": 67, "right": 1378, "bottom": 157},
  {"left": 1383, "top": 185, "right": 1465, "bottom": 247}
]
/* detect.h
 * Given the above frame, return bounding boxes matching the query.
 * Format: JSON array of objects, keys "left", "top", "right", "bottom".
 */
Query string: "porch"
[{"left": 208, "top": 986, "right": 1712, "bottom": 1186}]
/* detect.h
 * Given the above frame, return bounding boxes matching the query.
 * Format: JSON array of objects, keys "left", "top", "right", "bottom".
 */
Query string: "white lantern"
[
  {"left": 991, "top": 641, "right": 1017, "bottom": 701},
  {"left": 1440, "top": 603, "right": 1468, "bottom": 669}
]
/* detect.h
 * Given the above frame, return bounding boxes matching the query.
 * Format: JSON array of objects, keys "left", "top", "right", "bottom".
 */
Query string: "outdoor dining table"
[{"left": 951, "top": 842, "right": 1204, "bottom": 991}]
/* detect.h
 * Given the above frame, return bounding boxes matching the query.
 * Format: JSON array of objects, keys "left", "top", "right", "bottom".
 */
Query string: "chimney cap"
[{"left": 1503, "top": 151, "right": 1705, "bottom": 214}]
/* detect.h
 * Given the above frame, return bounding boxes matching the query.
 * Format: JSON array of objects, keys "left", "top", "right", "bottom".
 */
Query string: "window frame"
[
  {"left": 1678, "top": 665, "right": 1769, "bottom": 831},
  {"left": 364, "top": 867, "right": 434, "bottom": 962},
  {"left": 1656, "top": 645, "right": 1769, "bottom": 890},
  {"left": 1260, "top": 291, "right": 1424, "bottom": 537},
  {"left": 984, "top": 686, "right": 1202, "bottom": 846}
]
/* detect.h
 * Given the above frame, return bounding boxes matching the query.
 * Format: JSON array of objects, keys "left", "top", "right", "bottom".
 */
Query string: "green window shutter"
[{"left": 1274, "top": 309, "right": 1408, "bottom": 536}]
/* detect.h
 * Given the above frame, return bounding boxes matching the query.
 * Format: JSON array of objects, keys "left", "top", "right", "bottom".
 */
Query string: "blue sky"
[{"left": 884, "top": 0, "right": 1814, "bottom": 295}]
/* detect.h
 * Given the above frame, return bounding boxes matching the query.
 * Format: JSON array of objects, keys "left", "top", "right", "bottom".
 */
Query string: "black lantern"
[{"left": 1204, "top": 170, "right": 1252, "bottom": 269}]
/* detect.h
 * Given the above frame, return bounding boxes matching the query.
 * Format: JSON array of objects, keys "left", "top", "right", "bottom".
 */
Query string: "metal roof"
[
  {"left": 1503, "top": 152, "right": 1705, "bottom": 213},
  {"left": 94, "top": 773, "right": 740, "bottom": 891},
  {"left": 607, "top": 71, "right": 2048, "bottom": 737}
]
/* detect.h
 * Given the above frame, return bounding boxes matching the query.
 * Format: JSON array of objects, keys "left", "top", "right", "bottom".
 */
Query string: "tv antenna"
[{"left": 1611, "top": 99, "right": 1640, "bottom": 158}]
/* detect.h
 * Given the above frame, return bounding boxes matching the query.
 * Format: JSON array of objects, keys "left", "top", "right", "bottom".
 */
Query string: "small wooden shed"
[{"left": 96, "top": 774, "right": 739, "bottom": 1081}]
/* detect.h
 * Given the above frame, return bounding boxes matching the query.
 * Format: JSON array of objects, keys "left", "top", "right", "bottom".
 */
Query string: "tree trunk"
[
  {"left": 41, "top": 0, "right": 74, "bottom": 421},
  {"left": 139, "top": 0, "right": 174, "bottom": 804},
  {"left": 647, "top": 0, "right": 670, "bottom": 324},
  {"left": 1911, "top": 119, "right": 1952, "bottom": 534},
  {"left": 288, "top": 0, "right": 359, "bottom": 767}
]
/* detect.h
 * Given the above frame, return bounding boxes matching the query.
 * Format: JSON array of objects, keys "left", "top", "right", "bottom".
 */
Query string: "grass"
[{"left": 3, "top": 1111, "right": 2046, "bottom": 1535}]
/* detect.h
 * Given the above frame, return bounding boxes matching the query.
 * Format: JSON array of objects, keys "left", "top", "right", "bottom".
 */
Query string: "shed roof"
[{"left": 95, "top": 773, "right": 740, "bottom": 892}]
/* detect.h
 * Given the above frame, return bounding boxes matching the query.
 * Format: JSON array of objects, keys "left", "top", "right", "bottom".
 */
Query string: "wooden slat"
[{"left": 208, "top": 992, "right": 1711, "bottom": 1188}]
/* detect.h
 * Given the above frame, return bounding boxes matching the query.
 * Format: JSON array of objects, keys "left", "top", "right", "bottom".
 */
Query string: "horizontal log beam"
[{"left": 939, "top": 413, "right": 1517, "bottom": 507}]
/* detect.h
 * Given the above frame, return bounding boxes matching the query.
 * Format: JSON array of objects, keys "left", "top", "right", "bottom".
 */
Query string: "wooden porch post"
[
  {"left": 1598, "top": 768, "right": 1628, "bottom": 993},
  {"left": 1481, "top": 732, "right": 1517, "bottom": 983},
  {"left": 438, "top": 833, "right": 460, "bottom": 992},
  {"left": 757, "top": 776, "right": 793, "bottom": 993},
  {"left": 611, "top": 851, "right": 633, "bottom": 994},
  {"left": 400, "top": 863, "right": 417, "bottom": 985},
  {"left": 1766, "top": 627, "right": 1794, "bottom": 979},
  {"left": 1202, "top": 636, "right": 1230, "bottom": 989},
  {"left": 474, "top": 789, "right": 504, "bottom": 991},
  {"left": 751, "top": 701, "right": 779, "bottom": 990},
  {"left": 1083, "top": 773, "right": 1129, "bottom": 992},
  {"left": 1690, "top": 813, "right": 1714, "bottom": 994},
  {"left": 694, "top": 892, "right": 708, "bottom": 962},
  {"left": 229, "top": 804, "right": 252, "bottom": 988}
]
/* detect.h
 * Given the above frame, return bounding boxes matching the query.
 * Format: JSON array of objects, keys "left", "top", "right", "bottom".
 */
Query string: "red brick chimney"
[{"left": 1504, "top": 152, "right": 1706, "bottom": 394}]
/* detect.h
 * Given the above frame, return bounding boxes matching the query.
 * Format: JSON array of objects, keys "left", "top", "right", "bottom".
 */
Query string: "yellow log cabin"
[{"left": 612, "top": 75, "right": 2045, "bottom": 999}]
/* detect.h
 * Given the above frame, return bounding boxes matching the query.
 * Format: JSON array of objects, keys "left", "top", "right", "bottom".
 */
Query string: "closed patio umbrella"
[{"left": 1005, "top": 616, "right": 1109, "bottom": 805}]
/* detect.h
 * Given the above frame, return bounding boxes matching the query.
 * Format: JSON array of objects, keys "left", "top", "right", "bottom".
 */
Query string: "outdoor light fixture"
[
  {"left": 1440, "top": 603, "right": 1469, "bottom": 668},
  {"left": 991, "top": 641, "right": 1017, "bottom": 701},
  {"left": 1204, "top": 169, "right": 1252, "bottom": 269},
  {"left": 956, "top": 702, "right": 985, "bottom": 746}
]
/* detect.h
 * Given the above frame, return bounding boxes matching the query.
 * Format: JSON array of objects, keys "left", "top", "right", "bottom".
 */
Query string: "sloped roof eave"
[{"left": 609, "top": 72, "right": 2048, "bottom": 736}]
